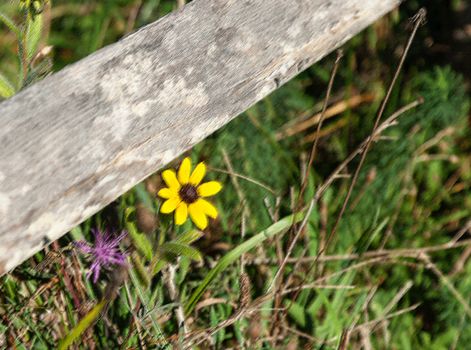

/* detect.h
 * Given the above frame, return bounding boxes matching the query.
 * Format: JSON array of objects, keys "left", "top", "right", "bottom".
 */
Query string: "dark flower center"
[{"left": 179, "top": 184, "right": 199, "bottom": 204}]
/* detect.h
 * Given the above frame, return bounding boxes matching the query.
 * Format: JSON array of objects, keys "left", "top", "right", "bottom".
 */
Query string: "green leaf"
[
  {"left": 176, "top": 230, "right": 204, "bottom": 245},
  {"left": 176, "top": 256, "right": 191, "bottom": 285},
  {"left": 354, "top": 216, "right": 388, "bottom": 256},
  {"left": 0, "top": 11, "right": 21, "bottom": 37},
  {"left": 128, "top": 268, "right": 167, "bottom": 343},
  {"left": 285, "top": 300, "right": 306, "bottom": 327},
  {"left": 0, "top": 73, "right": 15, "bottom": 98},
  {"left": 124, "top": 206, "right": 135, "bottom": 222},
  {"left": 25, "top": 12, "right": 43, "bottom": 63},
  {"left": 58, "top": 300, "right": 106, "bottom": 350},
  {"left": 130, "top": 254, "right": 150, "bottom": 288},
  {"left": 184, "top": 212, "right": 304, "bottom": 315},
  {"left": 158, "top": 242, "right": 202, "bottom": 262},
  {"left": 126, "top": 221, "right": 153, "bottom": 262},
  {"left": 151, "top": 230, "right": 203, "bottom": 275},
  {"left": 134, "top": 183, "right": 155, "bottom": 212},
  {"left": 69, "top": 226, "right": 85, "bottom": 241}
]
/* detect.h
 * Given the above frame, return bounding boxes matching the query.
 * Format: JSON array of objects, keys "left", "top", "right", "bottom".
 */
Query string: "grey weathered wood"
[{"left": 0, "top": 0, "right": 402, "bottom": 275}]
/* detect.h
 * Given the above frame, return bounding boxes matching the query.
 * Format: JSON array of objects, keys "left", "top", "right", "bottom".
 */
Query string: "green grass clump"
[{"left": 1, "top": 1, "right": 471, "bottom": 349}]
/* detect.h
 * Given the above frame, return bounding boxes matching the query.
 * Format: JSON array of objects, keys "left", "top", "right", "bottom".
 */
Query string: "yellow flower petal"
[
  {"left": 178, "top": 157, "right": 191, "bottom": 184},
  {"left": 157, "top": 188, "right": 175, "bottom": 199},
  {"left": 189, "top": 203, "right": 208, "bottom": 229},
  {"left": 198, "top": 181, "right": 222, "bottom": 197},
  {"left": 160, "top": 197, "right": 180, "bottom": 214},
  {"left": 190, "top": 162, "right": 206, "bottom": 185},
  {"left": 162, "top": 170, "right": 180, "bottom": 190},
  {"left": 196, "top": 199, "right": 218, "bottom": 219},
  {"left": 174, "top": 202, "right": 188, "bottom": 225}
]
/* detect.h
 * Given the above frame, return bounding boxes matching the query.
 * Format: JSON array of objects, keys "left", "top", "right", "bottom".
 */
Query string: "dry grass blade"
[
  {"left": 272, "top": 98, "right": 422, "bottom": 319},
  {"left": 182, "top": 293, "right": 274, "bottom": 349},
  {"left": 268, "top": 50, "right": 344, "bottom": 293},
  {"left": 177, "top": 0, "right": 185, "bottom": 9},
  {"left": 210, "top": 167, "right": 276, "bottom": 194},
  {"left": 313, "top": 98, "right": 422, "bottom": 202},
  {"left": 276, "top": 93, "right": 376, "bottom": 140},
  {"left": 266, "top": 50, "right": 343, "bottom": 346},
  {"left": 351, "top": 303, "right": 421, "bottom": 332},
  {"left": 302, "top": 117, "right": 349, "bottom": 143},
  {"left": 281, "top": 283, "right": 355, "bottom": 294},
  {"left": 165, "top": 262, "right": 188, "bottom": 337},
  {"left": 322, "top": 8, "right": 427, "bottom": 261},
  {"left": 222, "top": 148, "right": 252, "bottom": 274},
  {"left": 419, "top": 253, "right": 471, "bottom": 318},
  {"left": 246, "top": 236, "right": 471, "bottom": 265},
  {"left": 277, "top": 9, "right": 427, "bottom": 323}
]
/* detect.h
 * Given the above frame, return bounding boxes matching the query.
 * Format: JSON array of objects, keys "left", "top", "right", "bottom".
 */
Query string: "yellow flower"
[{"left": 158, "top": 157, "right": 222, "bottom": 230}]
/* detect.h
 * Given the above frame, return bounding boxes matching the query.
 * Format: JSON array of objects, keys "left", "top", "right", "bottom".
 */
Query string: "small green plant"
[
  {"left": 0, "top": 0, "right": 50, "bottom": 98},
  {"left": 57, "top": 157, "right": 225, "bottom": 347}
]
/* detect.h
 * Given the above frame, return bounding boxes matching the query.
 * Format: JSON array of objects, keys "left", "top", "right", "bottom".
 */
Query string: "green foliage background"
[{"left": 0, "top": 0, "right": 470, "bottom": 349}]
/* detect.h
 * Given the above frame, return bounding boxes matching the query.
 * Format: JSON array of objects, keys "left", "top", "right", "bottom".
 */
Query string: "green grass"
[{"left": 1, "top": 0, "right": 471, "bottom": 349}]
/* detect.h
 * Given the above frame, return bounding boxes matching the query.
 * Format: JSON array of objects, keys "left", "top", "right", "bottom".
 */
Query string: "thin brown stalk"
[
  {"left": 419, "top": 253, "right": 471, "bottom": 318},
  {"left": 338, "top": 285, "right": 379, "bottom": 350},
  {"left": 222, "top": 149, "right": 252, "bottom": 273},
  {"left": 240, "top": 214, "right": 247, "bottom": 274},
  {"left": 450, "top": 245, "right": 471, "bottom": 276},
  {"left": 268, "top": 50, "right": 343, "bottom": 292},
  {"left": 300, "top": 50, "right": 344, "bottom": 209},
  {"left": 383, "top": 281, "right": 413, "bottom": 316},
  {"left": 165, "top": 262, "right": 188, "bottom": 340},
  {"left": 121, "top": 284, "right": 145, "bottom": 350},
  {"left": 268, "top": 51, "right": 343, "bottom": 346},
  {"left": 361, "top": 280, "right": 414, "bottom": 339},
  {"left": 263, "top": 99, "right": 422, "bottom": 333},
  {"left": 158, "top": 255, "right": 420, "bottom": 349},
  {"left": 182, "top": 293, "right": 274, "bottom": 349},
  {"left": 246, "top": 237, "right": 471, "bottom": 265},
  {"left": 351, "top": 303, "right": 421, "bottom": 332},
  {"left": 414, "top": 127, "right": 456, "bottom": 156},
  {"left": 222, "top": 149, "right": 251, "bottom": 217},
  {"left": 312, "top": 257, "right": 406, "bottom": 287},
  {"left": 284, "top": 325, "right": 329, "bottom": 344},
  {"left": 323, "top": 8, "right": 427, "bottom": 261},
  {"left": 281, "top": 283, "right": 355, "bottom": 294},
  {"left": 260, "top": 100, "right": 421, "bottom": 303},
  {"left": 195, "top": 298, "right": 234, "bottom": 312},
  {"left": 279, "top": 8, "right": 426, "bottom": 322},
  {"left": 276, "top": 93, "right": 375, "bottom": 140},
  {"left": 177, "top": 0, "right": 185, "bottom": 9},
  {"left": 52, "top": 241, "right": 81, "bottom": 310},
  {"left": 449, "top": 220, "right": 471, "bottom": 245},
  {"left": 314, "top": 99, "right": 422, "bottom": 202},
  {"left": 210, "top": 166, "right": 276, "bottom": 194},
  {"left": 125, "top": 0, "right": 142, "bottom": 34},
  {"left": 302, "top": 117, "right": 349, "bottom": 143}
]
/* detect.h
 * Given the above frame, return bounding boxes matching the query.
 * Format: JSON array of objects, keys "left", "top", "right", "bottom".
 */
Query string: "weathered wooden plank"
[{"left": 0, "top": 0, "right": 402, "bottom": 274}]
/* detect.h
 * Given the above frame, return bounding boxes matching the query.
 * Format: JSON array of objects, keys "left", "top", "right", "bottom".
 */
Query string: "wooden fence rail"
[{"left": 0, "top": 0, "right": 402, "bottom": 275}]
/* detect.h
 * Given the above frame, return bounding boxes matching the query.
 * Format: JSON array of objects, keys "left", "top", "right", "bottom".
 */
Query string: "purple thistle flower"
[{"left": 75, "top": 228, "right": 128, "bottom": 283}]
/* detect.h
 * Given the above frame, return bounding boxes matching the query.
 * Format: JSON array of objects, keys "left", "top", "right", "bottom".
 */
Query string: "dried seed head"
[{"left": 239, "top": 272, "right": 251, "bottom": 309}]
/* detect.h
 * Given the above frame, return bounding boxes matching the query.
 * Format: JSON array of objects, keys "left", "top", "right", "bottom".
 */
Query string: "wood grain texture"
[{"left": 0, "top": 0, "right": 402, "bottom": 274}]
